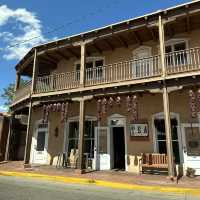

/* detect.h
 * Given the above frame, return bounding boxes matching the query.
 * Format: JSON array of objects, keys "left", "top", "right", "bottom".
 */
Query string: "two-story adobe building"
[{"left": 7, "top": 1, "right": 200, "bottom": 176}]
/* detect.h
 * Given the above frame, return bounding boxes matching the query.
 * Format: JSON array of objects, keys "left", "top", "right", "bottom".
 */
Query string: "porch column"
[
  {"left": 4, "top": 114, "right": 14, "bottom": 161},
  {"left": 80, "top": 43, "right": 86, "bottom": 87},
  {"left": 158, "top": 15, "right": 175, "bottom": 177},
  {"left": 15, "top": 72, "right": 21, "bottom": 91},
  {"left": 24, "top": 48, "right": 38, "bottom": 166},
  {"left": 77, "top": 98, "right": 85, "bottom": 172}
]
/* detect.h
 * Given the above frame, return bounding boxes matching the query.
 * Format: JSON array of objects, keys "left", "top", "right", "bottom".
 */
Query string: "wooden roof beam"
[
  {"left": 40, "top": 57, "right": 57, "bottom": 65},
  {"left": 186, "top": 11, "right": 191, "bottom": 33},
  {"left": 45, "top": 53, "right": 59, "bottom": 63},
  {"left": 56, "top": 50, "right": 69, "bottom": 60},
  {"left": 130, "top": 31, "right": 142, "bottom": 45},
  {"left": 93, "top": 43, "right": 102, "bottom": 54},
  {"left": 115, "top": 35, "right": 128, "bottom": 48},
  {"left": 67, "top": 48, "right": 80, "bottom": 58},
  {"left": 104, "top": 39, "right": 115, "bottom": 51}
]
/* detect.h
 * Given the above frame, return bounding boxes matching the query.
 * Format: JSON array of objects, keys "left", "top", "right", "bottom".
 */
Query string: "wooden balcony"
[
  {"left": 13, "top": 47, "right": 200, "bottom": 103},
  {"left": 13, "top": 80, "right": 31, "bottom": 104}
]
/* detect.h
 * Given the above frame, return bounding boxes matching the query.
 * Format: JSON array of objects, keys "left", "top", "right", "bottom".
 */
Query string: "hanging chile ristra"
[
  {"left": 132, "top": 95, "right": 138, "bottom": 122},
  {"left": 97, "top": 99, "right": 102, "bottom": 121},
  {"left": 64, "top": 102, "right": 69, "bottom": 122},
  {"left": 116, "top": 96, "right": 121, "bottom": 106},
  {"left": 102, "top": 97, "right": 107, "bottom": 115},
  {"left": 126, "top": 95, "right": 132, "bottom": 112},
  {"left": 189, "top": 89, "right": 197, "bottom": 118},
  {"left": 61, "top": 102, "right": 65, "bottom": 123},
  {"left": 197, "top": 89, "right": 200, "bottom": 113},
  {"left": 42, "top": 105, "right": 47, "bottom": 123},
  {"left": 108, "top": 97, "right": 114, "bottom": 108}
]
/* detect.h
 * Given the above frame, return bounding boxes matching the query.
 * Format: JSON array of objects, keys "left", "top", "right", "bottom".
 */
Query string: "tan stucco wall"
[{"left": 30, "top": 89, "right": 194, "bottom": 172}]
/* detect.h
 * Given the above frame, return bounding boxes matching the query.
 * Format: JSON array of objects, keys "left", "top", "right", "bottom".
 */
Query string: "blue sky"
[{"left": 0, "top": 0, "right": 189, "bottom": 111}]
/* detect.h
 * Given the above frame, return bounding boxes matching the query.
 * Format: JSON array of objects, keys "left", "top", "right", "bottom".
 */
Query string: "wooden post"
[
  {"left": 77, "top": 99, "right": 85, "bottom": 173},
  {"left": 31, "top": 48, "right": 38, "bottom": 93},
  {"left": 15, "top": 72, "right": 21, "bottom": 91},
  {"left": 24, "top": 101, "right": 33, "bottom": 166},
  {"left": 158, "top": 15, "right": 175, "bottom": 177},
  {"left": 4, "top": 114, "right": 14, "bottom": 161},
  {"left": 159, "top": 15, "right": 166, "bottom": 77},
  {"left": 80, "top": 43, "right": 86, "bottom": 87},
  {"left": 24, "top": 48, "right": 38, "bottom": 167}
]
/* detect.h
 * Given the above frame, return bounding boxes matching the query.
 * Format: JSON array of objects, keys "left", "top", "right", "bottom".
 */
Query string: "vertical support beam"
[
  {"left": 5, "top": 114, "right": 14, "bottom": 161},
  {"left": 24, "top": 101, "right": 33, "bottom": 165},
  {"left": 24, "top": 48, "right": 38, "bottom": 167},
  {"left": 80, "top": 43, "right": 86, "bottom": 87},
  {"left": 77, "top": 99, "right": 85, "bottom": 172},
  {"left": 31, "top": 48, "right": 38, "bottom": 94},
  {"left": 15, "top": 72, "right": 21, "bottom": 91},
  {"left": 158, "top": 15, "right": 175, "bottom": 177},
  {"left": 163, "top": 84, "right": 175, "bottom": 177},
  {"left": 158, "top": 15, "right": 166, "bottom": 77}
]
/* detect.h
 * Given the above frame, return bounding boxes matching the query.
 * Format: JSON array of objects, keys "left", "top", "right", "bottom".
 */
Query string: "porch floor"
[{"left": 0, "top": 161, "right": 200, "bottom": 189}]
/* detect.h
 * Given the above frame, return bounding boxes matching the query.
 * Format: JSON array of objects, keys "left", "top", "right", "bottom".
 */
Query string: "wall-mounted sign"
[{"left": 130, "top": 123, "right": 149, "bottom": 137}]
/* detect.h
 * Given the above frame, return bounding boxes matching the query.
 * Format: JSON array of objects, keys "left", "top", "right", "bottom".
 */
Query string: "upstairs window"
[
  {"left": 75, "top": 57, "right": 104, "bottom": 81},
  {"left": 165, "top": 40, "right": 187, "bottom": 67}
]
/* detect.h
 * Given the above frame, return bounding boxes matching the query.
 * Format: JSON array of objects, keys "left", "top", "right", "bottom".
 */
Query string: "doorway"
[{"left": 112, "top": 127, "right": 125, "bottom": 170}]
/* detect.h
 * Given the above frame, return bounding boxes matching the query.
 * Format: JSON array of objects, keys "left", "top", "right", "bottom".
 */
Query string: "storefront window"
[
  {"left": 67, "top": 120, "right": 96, "bottom": 159},
  {"left": 154, "top": 118, "right": 180, "bottom": 164}
]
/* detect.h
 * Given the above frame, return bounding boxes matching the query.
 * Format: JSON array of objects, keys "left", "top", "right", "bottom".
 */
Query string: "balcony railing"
[
  {"left": 13, "top": 80, "right": 31, "bottom": 103},
  {"left": 35, "top": 71, "right": 80, "bottom": 93},
  {"left": 166, "top": 47, "right": 200, "bottom": 74},
  {"left": 13, "top": 47, "right": 200, "bottom": 101},
  {"left": 85, "top": 55, "right": 161, "bottom": 86}
]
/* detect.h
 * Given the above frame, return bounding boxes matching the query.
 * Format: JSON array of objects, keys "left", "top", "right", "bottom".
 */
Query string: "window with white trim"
[
  {"left": 75, "top": 58, "right": 104, "bottom": 81},
  {"left": 165, "top": 41, "right": 187, "bottom": 67},
  {"left": 67, "top": 120, "right": 96, "bottom": 159}
]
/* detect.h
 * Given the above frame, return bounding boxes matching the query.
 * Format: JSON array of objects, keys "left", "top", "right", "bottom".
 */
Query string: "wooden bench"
[{"left": 140, "top": 153, "right": 168, "bottom": 174}]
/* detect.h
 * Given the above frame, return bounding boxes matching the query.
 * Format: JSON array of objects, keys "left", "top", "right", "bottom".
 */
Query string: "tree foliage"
[{"left": 1, "top": 79, "right": 29, "bottom": 106}]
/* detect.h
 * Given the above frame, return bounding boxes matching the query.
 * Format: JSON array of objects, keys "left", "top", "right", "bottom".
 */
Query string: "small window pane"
[
  {"left": 95, "top": 60, "right": 103, "bottom": 67},
  {"left": 37, "top": 131, "right": 46, "bottom": 151},
  {"left": 174, "top": 42, "right": 186, "bottom": 51}
]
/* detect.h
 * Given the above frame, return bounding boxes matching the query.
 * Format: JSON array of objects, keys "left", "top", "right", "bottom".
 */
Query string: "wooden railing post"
[{"left": 159, "top": 15, "right": 175, "bottom": 178}]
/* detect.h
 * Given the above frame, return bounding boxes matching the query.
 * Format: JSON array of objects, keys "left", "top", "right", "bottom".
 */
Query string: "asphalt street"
[{"left": 0, "top": 175, "right": 198, "bottom": 200}]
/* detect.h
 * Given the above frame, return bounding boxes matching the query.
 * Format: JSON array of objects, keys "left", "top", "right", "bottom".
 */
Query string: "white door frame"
[
  {"left": 152, "top": 112, "right": 183, "bottom": 164},
  {"left": 108, "top": 114, "right": 128, "bottom": 171},
  {"left": 30, "top": 119, "right": 49, "bottom": 165}
]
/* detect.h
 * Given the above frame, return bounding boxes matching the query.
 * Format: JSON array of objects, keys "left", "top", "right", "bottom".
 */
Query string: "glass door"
[{"left": 95, "top": 127, "right": 110, "bottom": 170}]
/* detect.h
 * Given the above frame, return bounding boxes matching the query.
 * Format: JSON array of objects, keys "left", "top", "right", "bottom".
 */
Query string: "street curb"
[{"left": 0, "top": 171, "right": 200, "bottom": 196}]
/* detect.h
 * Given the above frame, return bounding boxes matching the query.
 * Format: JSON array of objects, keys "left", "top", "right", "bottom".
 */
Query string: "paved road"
[{"left": 0, "top": 176, "right": 198, "bottom": 200}]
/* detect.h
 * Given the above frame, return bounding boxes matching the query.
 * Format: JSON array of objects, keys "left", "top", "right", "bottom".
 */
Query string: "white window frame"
[
  {"left": 74, "top": 56, "right": 105, "bottom": 80},
  {"left": 132, "top": 46, "right": 152, "bottom": 78}
]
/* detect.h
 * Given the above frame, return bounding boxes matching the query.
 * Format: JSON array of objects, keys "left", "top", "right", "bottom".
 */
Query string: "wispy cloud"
[
  {"left": 0, "top": 105, "right": 8, "bottom": 112},
  {"left": 0, "top": 5, "right": 47, "bottom": 60}
]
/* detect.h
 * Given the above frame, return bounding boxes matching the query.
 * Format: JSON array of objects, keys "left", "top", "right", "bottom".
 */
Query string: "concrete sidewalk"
[{"left": 0, "top": 161, "right": 200, "bottom": 196}]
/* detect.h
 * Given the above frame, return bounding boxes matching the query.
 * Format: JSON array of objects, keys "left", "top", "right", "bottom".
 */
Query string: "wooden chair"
[{"left": 140, "top": 153, "right": 168, "bottom": 174}]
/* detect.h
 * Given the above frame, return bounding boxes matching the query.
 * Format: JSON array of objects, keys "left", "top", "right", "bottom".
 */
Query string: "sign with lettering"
[{"left": 130, "top": 123, "right": 149, "bottom": 137}]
